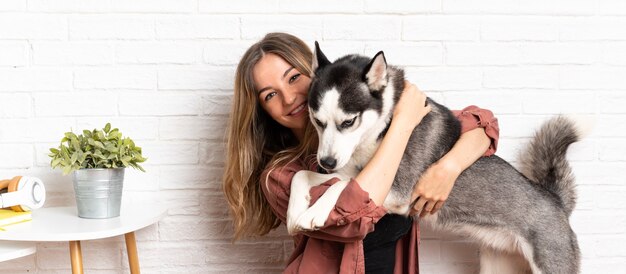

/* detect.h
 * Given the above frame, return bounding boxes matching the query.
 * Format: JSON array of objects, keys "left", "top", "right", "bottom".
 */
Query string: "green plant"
[{"left": 49, "top": 123, "right": 147, "bottom": 175}]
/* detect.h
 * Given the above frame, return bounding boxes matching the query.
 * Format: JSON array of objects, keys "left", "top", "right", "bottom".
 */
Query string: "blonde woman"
[{"left": 223, "top": 32, "right": 499, "bottom": 273}]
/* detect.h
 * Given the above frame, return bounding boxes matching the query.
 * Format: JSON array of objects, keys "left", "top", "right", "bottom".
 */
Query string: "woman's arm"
[
  {"left": 410, "top": 106, "right": 500, "bottom": 216},
  {"left": 357, "top": 82, "right": 431, "bottom": 205}
]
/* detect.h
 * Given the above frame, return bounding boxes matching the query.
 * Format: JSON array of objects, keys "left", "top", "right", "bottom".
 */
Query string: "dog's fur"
[{"left": 286, "top": 42, "right": 581, "bottom": 273}]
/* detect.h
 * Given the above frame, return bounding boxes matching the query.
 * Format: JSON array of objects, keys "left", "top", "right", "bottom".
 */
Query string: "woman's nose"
[{"left": 283, "top": 92, "right": 296, "bottom": 105}]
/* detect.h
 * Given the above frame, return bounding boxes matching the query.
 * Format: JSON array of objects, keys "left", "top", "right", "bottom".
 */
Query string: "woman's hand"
[
  {"left": 410, "top": 127, "right": 491, "bottom": 217},
  {"left": 409, "top": 159, "right": 461, "bottom": 217},
  {"left": 392, "top": 81, "right": 431, "bottom": 131}
]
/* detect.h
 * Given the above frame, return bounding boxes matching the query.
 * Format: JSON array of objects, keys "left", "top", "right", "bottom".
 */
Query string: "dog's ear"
[
  {"left": 363, "top": 51, "right": 388, "bottom": 93},
  {"left": 311, "top": 41, "right": 331, "bottom": 77}
]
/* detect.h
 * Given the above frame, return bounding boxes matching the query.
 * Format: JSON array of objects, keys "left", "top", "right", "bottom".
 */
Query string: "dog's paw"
[
  {"left": 294, "top": 207, "right": 327, "bottom": 231},
  {"left": 286, "top": 205, "right": 308, "bottom": 235},
  {"left": 286, "top": 216, "right": 300, "bottom": 235}
]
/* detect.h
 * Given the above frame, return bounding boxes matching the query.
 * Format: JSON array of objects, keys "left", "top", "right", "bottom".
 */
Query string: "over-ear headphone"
[{"left": 0, "top": 176, "right": 46, "bottom": 212}]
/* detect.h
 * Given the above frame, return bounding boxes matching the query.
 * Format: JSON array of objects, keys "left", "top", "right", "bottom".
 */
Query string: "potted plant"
[{"left": 49, "top": 123, "right": 147, "bottom": 219}]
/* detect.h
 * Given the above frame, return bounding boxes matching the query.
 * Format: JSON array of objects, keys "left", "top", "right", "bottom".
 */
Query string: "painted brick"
[
  {"left": 365, "top": 0, "right": 441, "bottom": 14},
  {"left": 0, "top": 14, "right": 67, "bottom": 39},
  {"left": 440, "top": 241, "right": 478, "bottom": 262},
  {"left": 118, "top": 93, "right": 201, "bottom": 116},
  {"left": 404, "top": 67, "right": 482, "bottom": 91},
  {"left": 519, "top": 42, "right": 599, "bottom": 65},
  {"left": 570, "top": 210, "right": 626, "bottom": 235},
  {"left": 481, "top": 16, "right": 559, "bottom": 41},
  {"left": 279, "top": 0, "right": 362, "bottom": 13},
  {"left": 444, "top": 0, "right": 596, "bottom": 15},
  {"left": 0, "top": 68, "right": 72, "bottom": 91},
  {"left": 560, "top": 17, "right": 626, "bottom": 41},
  {"left": 205, "top": 242, "right": 284, "bottom": 263},
  {"left": 364, "top": 42, "right": 443, "bottom": 66},
  {"left": 599, "top": 0, "right": 626, "bottom": 15},
  {"left": 444, "top": 91, "right": 522, "bottom": 114},
  {"left": 159, "top": 216, "right": 232, "bottom": 240},
  {"left": 483, "top": 67, "right": 559, "bottom": 89},
  {"left": 2, "top": 118, "right": 74, "bottom": 144},
  {"left": 0, "top": 0, "right": 26, "bottom": 11},
  {"left": 75, "top": 117, "right": 159, "bottom": 141},
  {"left": 70, "top": 15, "right": 155, "bottom": 40},
  {"left": 561, "top": 67, "right": 626, "bottom": 90},
  {"left": 418, "top": 240, "right": 441, "bottom": 263},
  {"left": 241, "top": 15, "right": 322, "bottom": 41},
  {"left": 156, "top": 16, "right": 239, "bottom": 39},
  {"left": 74, "top": 68, "right": 156, "bottom": 89},
  {"left": 0, "top": 144, "right": 32, "bottom": 168},
  {"left": 160, "top": 166, "right": 223, "bottom": 190},
  {"left": 601, "top": 42, "right": 626, "bottom": 65},
  {"left": 202, "top": 41, "right": 253, "bottom": 65},
  {"left": 111, "top": 0, "right": 196, "bottom": 13},
  {"left": 34, "top": 93, "right": 118, "bottom": 116},
  {"left": 199, "top": 0, "right": 279, "bottom": 13},
  {"left": 33, "top": 42, "right": 114, "bottom": 65},
  {"left": 596, "top": 187, "right": 626, "bottom": 209},
  {"left": 403, "top": 16, "right": 480, "bottom": 41},
  {"left": 158, "top": 68, "right": 234, "bottom": 90},
  {"left": 201, "top": 93, "right": 232, "bottom": 116},
  {"left": 0, "top": 42, "right": 27, "bottom": 67},
  {"left": 595, "top": 115, "right": 626, "bottom": 137},
  {"left": 571, "top": 162, "right": 626, "bottom": 185},
  {"left": 0, "top": 94, "right": 32, "bottom": 118},
  {"left": 116, "top": 42, "right": 202, "bottom": 64},
  {"left": 581, "top": 258, "right": 626, "bottom": 274},
  {"left": 160, "top": 117, "right": 228, "bottom": 140},
  {"left": 28, "top": 0, "right": 112, "bottom": 12},
  {"left": 199, "top": 142, "right": 226, "bottom": 166},
  {"left": 141, "top": 142, "right": 199, "bottom": 165},
  {"left": 598, "top": 139, "right": 626, "bottom": 161},
  {"left": 522, "top": 91, "right": 594, "bottom": 114},
  {"left": 446, "top": 43, "right": 522, "bottom": 66}
]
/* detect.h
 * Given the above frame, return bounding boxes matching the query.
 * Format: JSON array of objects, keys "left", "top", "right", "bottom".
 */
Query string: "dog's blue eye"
[{"left": 341, "top": 117, "right": 357, "bottom": 129}]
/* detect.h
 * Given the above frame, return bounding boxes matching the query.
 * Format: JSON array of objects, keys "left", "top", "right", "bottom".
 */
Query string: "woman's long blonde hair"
[{"left": 223, "top": 33, "right": 319, "bottom": 241}]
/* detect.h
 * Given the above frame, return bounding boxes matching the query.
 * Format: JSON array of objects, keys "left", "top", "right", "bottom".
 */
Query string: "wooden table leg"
[
  {"left": 69, "top": 241, "right": 84, "bottom": 274},
  {"left": 125, "top": 232, "right": 140, "bottom": 274}
]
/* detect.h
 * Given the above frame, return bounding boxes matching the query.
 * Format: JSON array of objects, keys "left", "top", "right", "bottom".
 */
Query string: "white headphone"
[{"left": 0, "top": 176, "right": 46, "bottom": 212}]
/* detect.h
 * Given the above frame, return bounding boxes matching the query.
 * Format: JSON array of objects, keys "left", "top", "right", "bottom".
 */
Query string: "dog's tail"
[{"left": 517, "top": 115, "right": 592, "bottom": 216}]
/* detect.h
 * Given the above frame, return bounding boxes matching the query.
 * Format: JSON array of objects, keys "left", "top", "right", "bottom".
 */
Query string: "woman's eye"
[
  {"left": 264, "top": 92, "right": 276, "bottom": 101},
  {"left": 341, "top": 117, "right": 357, "bottom": 129},
  {"left": 289, "top": 73, "right": 300, "bottom": 84}
]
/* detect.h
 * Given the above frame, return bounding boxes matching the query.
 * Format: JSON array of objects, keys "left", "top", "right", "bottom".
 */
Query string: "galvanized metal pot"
[{"left": 72, "top": 168, "right": 125, "bottom": 219}]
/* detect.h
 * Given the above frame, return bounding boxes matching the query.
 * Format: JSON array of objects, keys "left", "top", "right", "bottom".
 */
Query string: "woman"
[{"left": 223, "top": 32, "right": 499, "bottom": 273}]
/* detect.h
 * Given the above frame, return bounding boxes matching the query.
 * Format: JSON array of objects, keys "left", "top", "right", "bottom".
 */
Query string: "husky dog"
[{"left": 286, "top": 42, "right": 582, "bottom": 273}]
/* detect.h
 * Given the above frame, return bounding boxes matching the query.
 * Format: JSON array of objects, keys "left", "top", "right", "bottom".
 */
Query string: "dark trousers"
[{"left": 363, "top": 214, "right": 413, "bottom": 274}]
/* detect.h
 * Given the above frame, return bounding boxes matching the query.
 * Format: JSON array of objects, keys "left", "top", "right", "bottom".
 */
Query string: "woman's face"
[{"left": 253, "top": 53, "right": 311, "bottom": 137}]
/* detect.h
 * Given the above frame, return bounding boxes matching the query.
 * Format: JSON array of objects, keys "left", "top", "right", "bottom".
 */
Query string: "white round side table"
[{"left": 0, "top": 204, "right": 166, "bottom": 274}]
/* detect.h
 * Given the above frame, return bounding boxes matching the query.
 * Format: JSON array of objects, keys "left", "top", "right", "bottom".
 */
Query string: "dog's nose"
[{"left": 320, "top": 157, "right": 337, "bottom": 170}]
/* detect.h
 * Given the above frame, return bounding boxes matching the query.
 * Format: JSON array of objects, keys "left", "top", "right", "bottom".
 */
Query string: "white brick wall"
[{"left": 0, "top": 1, "right": 625, "bottom": 273}]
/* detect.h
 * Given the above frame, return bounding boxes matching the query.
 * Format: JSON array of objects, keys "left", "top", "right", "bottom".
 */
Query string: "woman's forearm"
[
  {"left": 355, "top": 122, "right": 414, "bottom": 205},
  {"left": 437, "top": 127, "right": 491, "bottom": 175}
]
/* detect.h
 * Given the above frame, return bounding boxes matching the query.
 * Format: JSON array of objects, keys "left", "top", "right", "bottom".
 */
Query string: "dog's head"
[{"left": 308, "top": 42, "right": 400, "bottom": 172}]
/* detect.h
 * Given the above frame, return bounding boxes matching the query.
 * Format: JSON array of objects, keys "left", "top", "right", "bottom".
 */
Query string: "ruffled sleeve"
[
  {"left": 452, "top": 105, "right": 500, "bottom": 157},
  {"left": 260, "top": 161, "right": 387, "bottom": 243}
]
